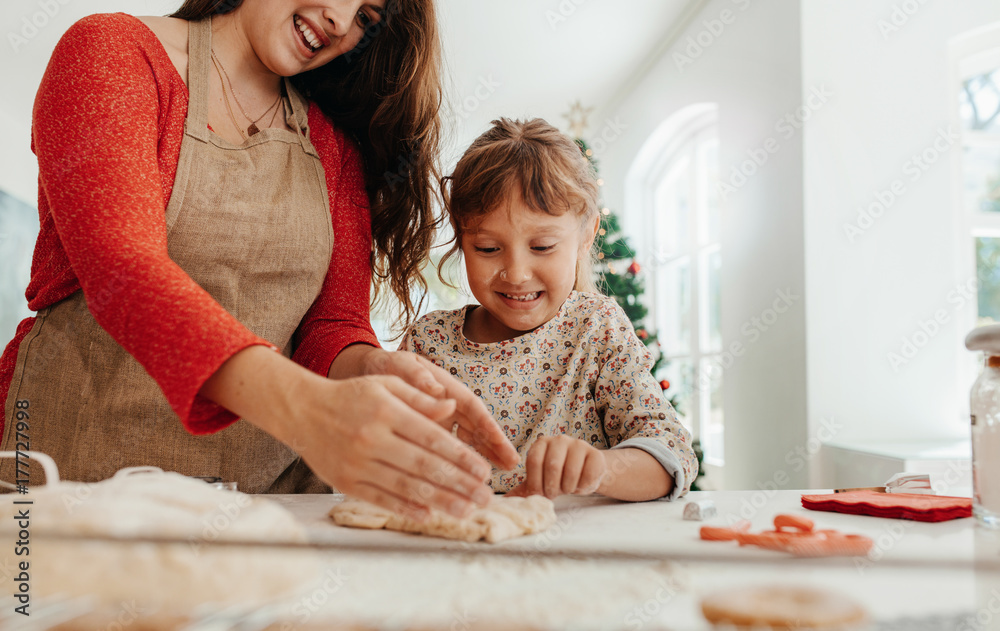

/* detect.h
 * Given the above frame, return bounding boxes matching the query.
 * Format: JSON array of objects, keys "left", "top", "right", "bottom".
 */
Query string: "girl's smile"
[{"left": 461, "top": 196, "right": 598, "bottom": 344}]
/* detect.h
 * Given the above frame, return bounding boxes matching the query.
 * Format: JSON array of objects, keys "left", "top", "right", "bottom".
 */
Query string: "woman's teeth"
[
  {"left": 503, "top": 292, "right": 540, "bottom": 302},
  {"left": 294, "top": 15, "right": 323, "bottom": 52}
]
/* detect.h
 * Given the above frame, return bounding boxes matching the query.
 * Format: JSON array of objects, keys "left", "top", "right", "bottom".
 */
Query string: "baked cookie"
[
  {"left": 329, "top": 495, "right": 557, "bottom": 543},
  {"left": 701, "top": 585, "right": 867, "bottom": 629}
]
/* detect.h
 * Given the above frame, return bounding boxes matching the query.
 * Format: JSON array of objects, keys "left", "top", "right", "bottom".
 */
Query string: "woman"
[{"left": 0, "top": 0, "right": 518, "bottom": 520}]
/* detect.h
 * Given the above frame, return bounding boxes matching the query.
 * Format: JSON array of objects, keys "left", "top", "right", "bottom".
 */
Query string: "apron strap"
[
  {"left": 184, "top": 17, "right": 213, "bottom": 143},
  {"left": 283, "top": 78, "right": 322, "bottom": 160}
]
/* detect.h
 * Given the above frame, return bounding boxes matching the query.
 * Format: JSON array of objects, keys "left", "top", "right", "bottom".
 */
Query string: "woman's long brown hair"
[{"left": 170, "top": 0, "right": 442, "bottom": 326}]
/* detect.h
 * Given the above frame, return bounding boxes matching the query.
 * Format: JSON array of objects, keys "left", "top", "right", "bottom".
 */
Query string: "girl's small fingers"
[
  {"left": 578, "top": 450, "right": 606, "bottom": 494},
  {"left": 522, "top": 438, "right": 549, "bottom": 497},
  {"left": 562, "top": 444, "right": 588, "bottom": 495},
  {"left": 542, "top": 439, "right": 569, "bottom": 499}
]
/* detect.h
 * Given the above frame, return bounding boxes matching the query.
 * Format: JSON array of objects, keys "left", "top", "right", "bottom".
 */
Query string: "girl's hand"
[
  {"left": 506, "top": 435, "right": 607, "bottom": 499},
  {"left": 358, "top": 348, "right": 520, "bottom": 471}
]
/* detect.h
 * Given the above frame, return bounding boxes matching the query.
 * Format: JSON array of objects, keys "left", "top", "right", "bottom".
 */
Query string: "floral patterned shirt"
[{"left": 400, "top": 291, "right": 696, "bottom": 500}]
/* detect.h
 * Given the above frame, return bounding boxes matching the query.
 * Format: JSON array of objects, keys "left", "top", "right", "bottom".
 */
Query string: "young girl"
[{"left": 401, "top": 118, "right": 697, "bottom": 502}]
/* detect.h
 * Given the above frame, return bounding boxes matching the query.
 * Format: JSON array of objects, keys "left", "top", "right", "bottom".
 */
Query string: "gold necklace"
[
  {"left": 211, "top": 50, "right": 282, "bottom": 136},
  {"left": 211, "top": 53, "right": 248, "bottom": 141}
]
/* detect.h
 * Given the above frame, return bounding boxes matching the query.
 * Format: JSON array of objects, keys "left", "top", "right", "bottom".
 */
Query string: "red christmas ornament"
[
  {"left": 659, "top": 379, "right": 670, "bottom": 390},
  {"left": 637, "top": 329, "right": 649, "bottom": 340},
  {"left": 628, "top": 261, "right": 641, "bottom": 275}
]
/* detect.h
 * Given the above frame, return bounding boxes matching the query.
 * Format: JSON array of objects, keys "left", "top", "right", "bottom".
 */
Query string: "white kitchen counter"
[
  {"left": 15, "top": 490, "right": 1000, "bottom": 630},
  {"left": 270, "top": 490, "right": 1000, "bottom": 569}
]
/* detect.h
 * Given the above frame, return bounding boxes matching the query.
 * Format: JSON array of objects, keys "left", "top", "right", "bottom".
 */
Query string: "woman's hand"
[
  {"left": 337, "top": 346, "right": 520, "bottom": 471},
  {"left": 285, "top": 372, "right": 498, "bottom": 520},
  {"left": 201, "top": 346, "right": 500, "bottom": 520},
  {"left": 506, "top": 435, "right": 607, "bottom": 499}
]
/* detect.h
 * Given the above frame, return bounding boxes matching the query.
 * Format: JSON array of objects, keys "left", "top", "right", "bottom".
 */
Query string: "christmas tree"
[
  {"left": 565, "top": 101, "right": 704, "bottom": 490},
  {"left": 563, "top": 102, "right": 675, "bottom": 408}
]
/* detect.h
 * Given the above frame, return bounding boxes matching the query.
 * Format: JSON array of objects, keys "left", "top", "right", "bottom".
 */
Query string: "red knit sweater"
[{"left": 0, "top": 13, "right": 379, "bottom": 438}]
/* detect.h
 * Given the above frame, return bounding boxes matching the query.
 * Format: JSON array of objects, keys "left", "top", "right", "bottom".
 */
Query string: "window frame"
[
  {"left": 953, "top": 24, "right": 1000, "bottom": 421},
  {"left": 625, "top": 104, "right": 724, "bottom": 466}
]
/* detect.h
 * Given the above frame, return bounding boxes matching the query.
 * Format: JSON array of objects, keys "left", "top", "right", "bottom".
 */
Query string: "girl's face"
[
  {"left": 237, "top": 0, "right": 387, "bottom": 76},
  {"left": 461, "top": 196, "right": 599, "bottom": 341}
]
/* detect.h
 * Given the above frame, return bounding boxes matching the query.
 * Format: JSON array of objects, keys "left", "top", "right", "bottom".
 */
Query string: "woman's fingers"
[
  {"left": 419, "top": 357, "right": 520, "bottom": 469},
  {"left": 379, "top": 374, "right": 456, "bottom": 422},
  {"left": 380, "top": 426, "right": 492, "bottom": 508},
  {"left": 505, "top": 482, "right": 527, "bottom": 497},
  {"left": 364, "top": 460, "right": 478, "bottom": 519},
  {"left": 378, "top": 350, "right": 446, "bottom": 397},
  {"left": 379, "top": 376, "right": 493, "bottom": 483},
  {"left": 346, "top": 481, "right": 431, "bottom": 523},
  {"left": 455, "top": 425, "right": 514, "bottom": 470}
]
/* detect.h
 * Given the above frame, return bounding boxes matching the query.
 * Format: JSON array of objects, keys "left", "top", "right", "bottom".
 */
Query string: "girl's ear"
[{"left": 582, "top": 213, "right": 601, "bottom": 252}]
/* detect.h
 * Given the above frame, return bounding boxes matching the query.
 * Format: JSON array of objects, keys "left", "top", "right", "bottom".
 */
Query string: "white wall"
[
  {"left": 802, "top": 1, "right": 1000, "bottom": 472},
  {"left": 596, "top": 0, "right": 809, "bottom": 490}
]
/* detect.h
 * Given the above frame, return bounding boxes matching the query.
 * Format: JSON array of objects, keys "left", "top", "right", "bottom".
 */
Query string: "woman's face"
[{"left": 238, "top": 0, "right": 388, "bottom": 76}]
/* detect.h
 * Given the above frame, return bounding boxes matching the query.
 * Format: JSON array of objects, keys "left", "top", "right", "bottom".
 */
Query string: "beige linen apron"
[{"left": 0, "top": 18, "right": 335, "bottom": 493}]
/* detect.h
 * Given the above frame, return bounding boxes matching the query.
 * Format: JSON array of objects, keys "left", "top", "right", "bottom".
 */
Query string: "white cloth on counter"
[{"left": 0, "top": 467, "right": 306, "bottom": 542}]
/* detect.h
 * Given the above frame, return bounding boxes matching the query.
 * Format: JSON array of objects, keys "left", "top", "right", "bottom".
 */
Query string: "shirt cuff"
[{"left": 611, "top": 437, "right": 688, "bottom": 501}]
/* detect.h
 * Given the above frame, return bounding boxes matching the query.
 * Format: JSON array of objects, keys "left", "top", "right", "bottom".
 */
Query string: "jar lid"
[{"left": 965, "top": 324, "right": 1000, "bottom": 354}]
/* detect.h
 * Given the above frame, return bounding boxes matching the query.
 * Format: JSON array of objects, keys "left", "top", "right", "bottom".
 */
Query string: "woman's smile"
[{"left": 292, "top": 14, "right": 328, "bottom": 58}]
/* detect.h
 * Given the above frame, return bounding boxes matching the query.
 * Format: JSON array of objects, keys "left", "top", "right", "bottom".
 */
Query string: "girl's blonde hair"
[{"left": 439, "top": 117, "right": 601, "bottom": 293}]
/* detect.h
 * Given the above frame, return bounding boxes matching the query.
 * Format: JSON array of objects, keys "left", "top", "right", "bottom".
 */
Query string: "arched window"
[
  {"left": 626, "top": 104, "right": 723, "bottom": 466},
  {"left": 956, "top": 22, "right": 1000, "bottom": 407}
]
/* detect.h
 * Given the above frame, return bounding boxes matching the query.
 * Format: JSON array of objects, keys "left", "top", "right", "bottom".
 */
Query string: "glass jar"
[{"left": 966, "top": 326, "right": 1000, "bottom": 529}]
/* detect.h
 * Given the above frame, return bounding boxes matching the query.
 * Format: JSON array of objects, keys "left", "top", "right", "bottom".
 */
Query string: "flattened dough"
[{"left": 329, "top": 495, "right": 557, "bottom": 543}]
